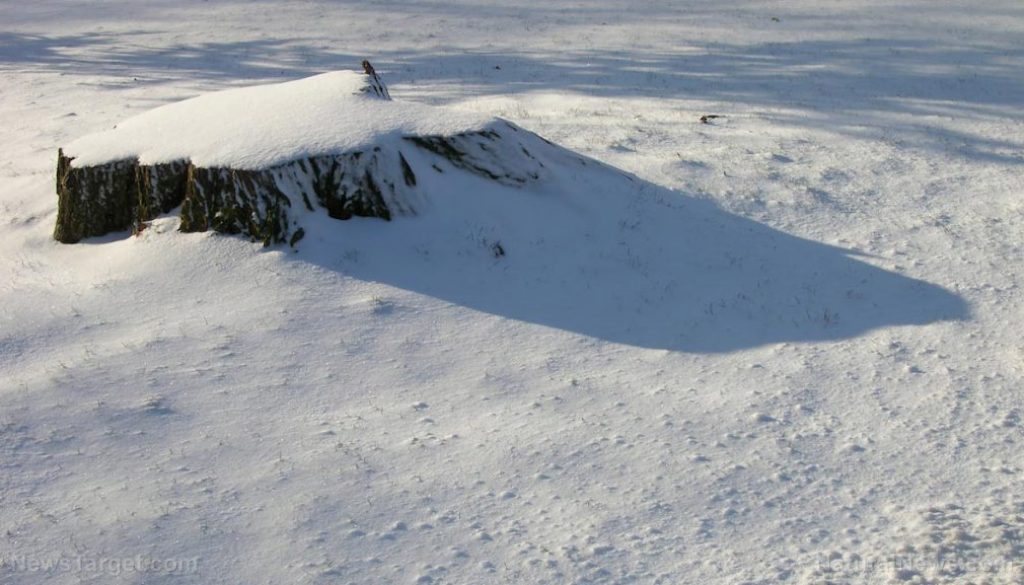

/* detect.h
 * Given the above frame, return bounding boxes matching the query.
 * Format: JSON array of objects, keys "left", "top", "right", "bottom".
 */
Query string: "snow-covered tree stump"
[{"left": 54, "top": 63, "right": 559, "bottom": 245}]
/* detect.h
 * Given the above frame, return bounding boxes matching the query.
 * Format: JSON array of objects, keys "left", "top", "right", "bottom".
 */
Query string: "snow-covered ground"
[{"left": 2, "top": 1, "right": 1023, "bottom": 584}]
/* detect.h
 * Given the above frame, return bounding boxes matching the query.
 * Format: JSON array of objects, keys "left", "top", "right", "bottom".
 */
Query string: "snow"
[
  {"left": 63, "top": 70, "right": 491, "bottom": 169},
  {"left": 3, "top": 1, "right": 1024, "bottom": 584}
]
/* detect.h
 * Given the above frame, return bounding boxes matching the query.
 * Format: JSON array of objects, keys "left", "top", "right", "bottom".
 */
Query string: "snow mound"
[{"left": 63, "top": 70, "right": 493, "bottom": 170}]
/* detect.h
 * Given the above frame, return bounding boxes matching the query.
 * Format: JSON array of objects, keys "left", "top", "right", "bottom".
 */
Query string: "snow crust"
[{"left": 63, "top": 71, "right": 493, "bottom": 169}]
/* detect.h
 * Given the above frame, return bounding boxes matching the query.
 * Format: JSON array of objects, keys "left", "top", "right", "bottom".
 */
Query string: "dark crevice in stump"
[{"left": 136, "top": 161, "right": 190, "bottom": 225}]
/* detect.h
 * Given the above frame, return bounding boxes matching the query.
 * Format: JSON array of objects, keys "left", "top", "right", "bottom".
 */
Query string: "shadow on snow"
[{"left": 291, "top": 154, "right": 967, "bottom": 353}]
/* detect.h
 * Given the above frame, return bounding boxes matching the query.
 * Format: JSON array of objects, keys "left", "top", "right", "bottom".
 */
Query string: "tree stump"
[{"left": 53, "top": 63, "right": 561, "bottom": 245}]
